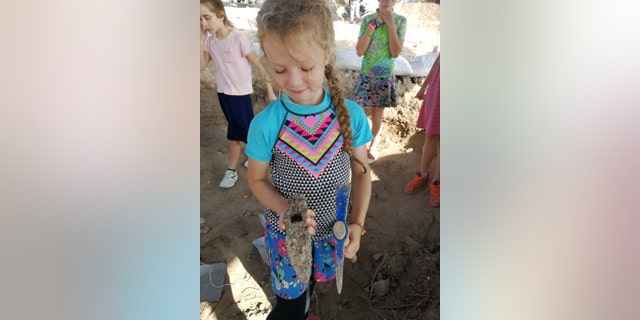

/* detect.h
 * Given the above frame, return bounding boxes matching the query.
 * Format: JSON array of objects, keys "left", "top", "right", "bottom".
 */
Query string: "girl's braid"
[{"left": 325, "top": 56, "right": 367, "bottom": 173}]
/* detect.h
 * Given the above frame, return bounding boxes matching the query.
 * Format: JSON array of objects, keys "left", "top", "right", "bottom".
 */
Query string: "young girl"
[
  {"left": 350, "top": 0, "right": 406, "bottom": 164},
  {"left": 246, "top": 0, "right": 372, "bottom": 318},
  {"left": 200, "top": 0, "right": 276, "bottom": 189},
  {"left": 404, "top": 54, "right": 440, "bottom": 207}
]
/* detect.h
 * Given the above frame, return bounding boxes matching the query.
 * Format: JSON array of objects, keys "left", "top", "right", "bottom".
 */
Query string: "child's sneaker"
[
  {"left": 404, "top": 172, "right": 430, "bottom": 194},
  {"left": 305, "top": 313, "right": 320, "bottom": 320},
  {"left": 219, "top": 169, "right": 238, "bottom": 188},
  {"left": 429, "top": 181, "right": 440, "bottom": 207}
]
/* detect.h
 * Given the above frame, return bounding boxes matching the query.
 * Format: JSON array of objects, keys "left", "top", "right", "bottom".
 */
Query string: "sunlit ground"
[{"left": 201, "top": 256, "right": 272, "bottom": 320}]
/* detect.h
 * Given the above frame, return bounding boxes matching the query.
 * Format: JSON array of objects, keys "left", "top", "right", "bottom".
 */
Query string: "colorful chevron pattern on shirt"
[{"left": 275, "top": 110, "right": 343, "bottom": 178}]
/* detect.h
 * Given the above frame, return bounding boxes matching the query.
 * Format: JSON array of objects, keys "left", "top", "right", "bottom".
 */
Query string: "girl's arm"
[
  {"left": 247, "top": 158, "right": 316, "bottom": 233},
  {"left": 355, "top": 21, "right": 377, "bottom": 57},
  {"left": 415, "top": 55, "right": 439, "bottom": 100},
  {"left": 344, "top": 144, "right": 372, "bottom": 260},
  {"left": 200, "top": 25, "right": 212, "bottom": 71},
  {"left": 378, "top": 10, "right": 404, "bottom": 58},
  {"left": 246, "top": 52, "right": 277, "bottom": 102}
]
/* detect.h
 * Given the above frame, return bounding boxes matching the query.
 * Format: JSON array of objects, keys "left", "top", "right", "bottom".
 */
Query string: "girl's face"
[
  {"left": 262, "top": 34, "right": 328, "bottom": 106},
  {"left": 378, "top": 0, "right": 397, "bottom": 11},
  {"left": 200, "top": 4, "right": 224, "bottom": 35}
]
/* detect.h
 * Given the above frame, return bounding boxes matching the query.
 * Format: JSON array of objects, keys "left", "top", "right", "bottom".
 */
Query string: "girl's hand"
[
  {"left": 200, "top": 24, "right": 208, "bottom": 42},
  {"left": 278, "top": 209, "right": 316, "bottom": 235},
  {"left": 378, "top": 10, "right": 395, "bottom": 28},
  {"left": 415, "top": 89, "right": 425, "bottom": 100},
  {"left": 367, "top": 22, "right": 376, "bottom": 31},
  {"left": 344, "top": 224, "right": 362, "bottom": 260},
  {"left": 366, "top": 22, "right": 376, "bottom": 36}
]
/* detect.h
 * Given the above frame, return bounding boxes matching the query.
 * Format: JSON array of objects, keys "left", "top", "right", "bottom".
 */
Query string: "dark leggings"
[{"left": 266, "top": 280, "right": 316, "bottom": 320}]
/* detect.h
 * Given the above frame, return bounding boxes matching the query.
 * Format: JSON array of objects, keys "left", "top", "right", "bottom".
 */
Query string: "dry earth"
[{"left": 201, "top": 3, "right": 440, "bottom": 319}]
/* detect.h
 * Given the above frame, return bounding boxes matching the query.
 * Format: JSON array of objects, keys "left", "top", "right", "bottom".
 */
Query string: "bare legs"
[
  {"left": 428, "top": 139, "right": 440, "bottom": 206},
  {"left": 368, "top": 107, "right": 384, "bottom": 158},
  {"left": 432, "top": 139, "right": 440, "bottom": 182},
  {"left": 228, "top": 140, "right": 241, "bottom": 170},
  {"left": 421, "top": 134, "right": 440, "bottom": 182},
  {"left": 219, "top": 140, "right": 242, "bottom": 188}
]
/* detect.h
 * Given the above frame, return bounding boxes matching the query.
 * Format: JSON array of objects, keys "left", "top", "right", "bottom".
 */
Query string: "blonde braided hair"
[
  {"left": 324, "top": 56, "right": 367, "bottom": 173},
  {"left": 257, "top": 0, "right": 367, "bottom": 173}
]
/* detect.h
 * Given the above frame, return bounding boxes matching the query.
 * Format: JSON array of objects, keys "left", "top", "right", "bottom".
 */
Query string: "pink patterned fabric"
[{"left": 417, "top": 58, "right": 440, "bottom": 136}]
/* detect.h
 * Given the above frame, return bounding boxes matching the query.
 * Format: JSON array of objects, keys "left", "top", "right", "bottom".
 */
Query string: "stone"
[
  {"left": 284, "top": 194, "right": 312, "bottom": 284},
  {"left": 373, "top": 279, "right": 390, "bottom": 296}
]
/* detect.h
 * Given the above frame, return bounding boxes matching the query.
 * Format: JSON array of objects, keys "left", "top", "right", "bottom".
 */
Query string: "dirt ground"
[{"left": 200, "top": 3, "right": 440, "bottom": 319}]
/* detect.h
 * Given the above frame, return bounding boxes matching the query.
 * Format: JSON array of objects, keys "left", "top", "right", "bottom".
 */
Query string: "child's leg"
[
  {"left": 428, "top": 140, "right": 440, "bottom": 207},
  {"left": 420, "top": 134, "right": 440, "bottom": 174},
  {"left": 228, "top": 140, "right": 241, "bottom": 170},
  {"left": 368, "top": 107, "right": 384, "bottom": 156},
  {"left": 266, "top": 280, "right": 316, "bottom": 320},
  {"left": 432, "top": 139, "right": 440, "bottom": 182},
  {"left": 405, "top": 134, "right": 438, "bottom": 194}
]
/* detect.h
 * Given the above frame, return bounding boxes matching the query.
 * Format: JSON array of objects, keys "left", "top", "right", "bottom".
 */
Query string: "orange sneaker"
[
  {"left": 429, "top": 181, "right": 440, "bottom": 207},
  {"left": 404, "top": 172, "right": 430, "bottom": 194}
]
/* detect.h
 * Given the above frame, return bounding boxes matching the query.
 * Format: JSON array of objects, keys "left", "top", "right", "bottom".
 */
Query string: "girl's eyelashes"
[{"left": 272, "top": 66, "right": 314, "bottom": 74}]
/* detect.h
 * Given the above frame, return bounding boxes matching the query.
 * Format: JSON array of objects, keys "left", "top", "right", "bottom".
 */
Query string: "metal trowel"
[{"left": 334, "top": 183, "right": 351, "bottom": 294}]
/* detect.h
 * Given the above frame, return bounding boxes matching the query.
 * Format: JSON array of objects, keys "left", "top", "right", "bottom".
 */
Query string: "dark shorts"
[{"left": 217, "top": 92, "right": 254, "bottom": 143}]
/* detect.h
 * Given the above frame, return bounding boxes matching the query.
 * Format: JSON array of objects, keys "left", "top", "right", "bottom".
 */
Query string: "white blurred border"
[
  {"left": 1, "top": 1, "right": 199, "bottom": 319},
  {"left": 443, "top": 0, "right": 640, "bottom": 319}
]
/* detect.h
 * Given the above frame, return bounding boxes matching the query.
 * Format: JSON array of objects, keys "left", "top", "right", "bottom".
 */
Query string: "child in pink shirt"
[
  {"left": 200, "top": 0, "right": 276, "bottom": 188},
  {"left": 404, "top": 54, "right": 440, "bottom": 207}
]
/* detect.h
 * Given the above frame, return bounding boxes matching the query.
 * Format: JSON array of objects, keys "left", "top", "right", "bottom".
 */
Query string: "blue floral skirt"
[
  {"left": 350, "top": 73, "right": 397, "bottom": 108},
  {"left": 264, "top": 222, "right": 337, "bottom": 299}
]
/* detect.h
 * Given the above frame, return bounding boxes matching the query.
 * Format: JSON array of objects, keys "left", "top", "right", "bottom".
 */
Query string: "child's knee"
[{"left": 426, "top": 134, "right": 440, "bottom": 143}]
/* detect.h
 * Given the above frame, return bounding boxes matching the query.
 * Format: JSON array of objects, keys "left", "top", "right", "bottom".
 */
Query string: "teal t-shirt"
[{"left": 246, "top": 90, "right": 373, "bottom": 162}]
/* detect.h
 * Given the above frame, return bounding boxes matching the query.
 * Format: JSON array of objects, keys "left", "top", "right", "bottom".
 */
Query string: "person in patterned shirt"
[
  {"left": 350, "top": 0, "right": 407, "bottom": 164},
  {"left": 246, "top": 0, "right": 373, "bottom": 319}
]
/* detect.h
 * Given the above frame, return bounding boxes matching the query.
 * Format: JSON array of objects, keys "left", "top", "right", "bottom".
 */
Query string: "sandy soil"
[{"left": 200, "top": 3, "right": 440, "bottom": 319}]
